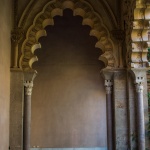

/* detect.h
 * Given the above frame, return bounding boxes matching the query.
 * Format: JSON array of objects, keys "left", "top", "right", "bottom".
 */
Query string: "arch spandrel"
[{"left": 19, "top": 0, "right": 116, "bottom": 71}]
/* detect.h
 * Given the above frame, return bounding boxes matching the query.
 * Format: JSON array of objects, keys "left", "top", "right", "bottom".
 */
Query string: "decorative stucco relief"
[
  {"left": 124, "top": 0, "right": 150, "bottom": 69},
  {"left": 19, "top": 0, "right": 116, "bottom": 71}
]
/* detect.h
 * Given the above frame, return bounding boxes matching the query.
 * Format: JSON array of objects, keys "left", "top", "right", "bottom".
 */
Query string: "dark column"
[
  {"left": 105, "top": 79, "right": 113, "bottom": 150},
  {"left": 135, "top": 82, "right": 145, "bottom": 150},
  {"left": 23, "top": 81, "right": 33, "bottom": 150},
  {"left": 130, "top": 69, "right": 146, "bottom": 150},
  {"left": 23, "top": 71, "right": 37, "bottom": 150},
  {"left": 101, "top": 69, "right": 114, "bottom": 150}
]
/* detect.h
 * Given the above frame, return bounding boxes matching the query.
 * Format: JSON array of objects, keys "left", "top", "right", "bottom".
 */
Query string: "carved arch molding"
[
  {"left": 19, "top": 0, "right": 116, "bottom": 70},
  {"left": 125, "top": 0, "right": 150, "bottom": 68}
]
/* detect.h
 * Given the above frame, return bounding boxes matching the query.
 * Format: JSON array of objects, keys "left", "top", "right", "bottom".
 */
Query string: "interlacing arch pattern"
[
  {"left": 20, "top": 0, "right": 115, "bottom": 70},
  {"left": 128, "top": 0, "right": 150, "bottom": 68}
]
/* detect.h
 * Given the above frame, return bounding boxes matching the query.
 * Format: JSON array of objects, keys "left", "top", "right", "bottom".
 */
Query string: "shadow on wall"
[{"left": 31, "top": 9, "right": 106, "bottom": 148}]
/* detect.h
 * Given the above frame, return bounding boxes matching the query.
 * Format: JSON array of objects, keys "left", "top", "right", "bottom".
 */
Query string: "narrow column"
[
  {"left": 135, "top": 82, "right": 145, "bottom": 150},
  {"left": 23, "top": 81, "right": 33, "bottom": 150},
  {"left": 23, "top": 71, "right": 37, "bottom": 150},
  {"left": 105, "top": 79, "right": 113, "bottom": 150},
  {"left": 101, "top": 69, "right": 114, "bottom": 150}
]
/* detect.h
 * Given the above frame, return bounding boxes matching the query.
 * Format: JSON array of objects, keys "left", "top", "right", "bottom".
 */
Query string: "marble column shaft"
[
  {"left": 135, "top": 83, "right": 145, "bottom": 150},
  {"left": 105, "top": 80, "right": 113, "bottom": 150},
  {"left": 23, "top": 81, "right": 33, "bottom": 150}
]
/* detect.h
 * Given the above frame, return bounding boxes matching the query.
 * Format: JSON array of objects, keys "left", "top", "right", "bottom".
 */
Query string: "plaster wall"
[
  {"left": 31, "top": 10, "right": 107, "bottom": 148},
  {"left": 0, "top": 0, "right": 11, "bottom": 149}
]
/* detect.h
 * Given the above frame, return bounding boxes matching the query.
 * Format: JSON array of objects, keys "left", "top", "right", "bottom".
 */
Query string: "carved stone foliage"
[
  {"left": 23, "top": 70, "right": 37, "bottom": 95},
  {"left": 19, "top": 0, "right": 116, "bottom": 71},
  {"left": 105, "top": 79, "right": 113, "bottom": 94},
  {"left": 24, "top": 81, "right": 33, "bottom": 96},
  {"left": 11, "top": 28, "right": 24, "bottom": 43},
  {"left": 124, "top": 0, "right": 150, "bottom": 69}
]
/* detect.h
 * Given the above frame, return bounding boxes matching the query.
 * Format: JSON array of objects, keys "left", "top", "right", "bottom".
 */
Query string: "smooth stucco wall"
[
  {"left": 31, "top": 10, "right": 106, "bottom": 148},
  {"left": 0, "top": 0, "right": 11, "bottom": 149}
]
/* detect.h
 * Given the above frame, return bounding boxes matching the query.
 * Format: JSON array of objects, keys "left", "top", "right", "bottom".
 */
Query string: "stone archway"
[
  {"left": 16, "top": 1, "right": 116, "bottom": 150},
  {"left": 19, "top": 0, "right": 116, "bottom": 71}
]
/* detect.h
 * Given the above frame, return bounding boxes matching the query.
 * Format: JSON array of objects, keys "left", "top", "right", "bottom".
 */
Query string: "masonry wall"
[
  {"left": 0, "top": 0, "right": 11, "bottom": 149},
  {"left": 31, "top": 10, "right": 107, "bottom": 148},
  {"left": 113, "top": 70, "right": 128, "bottom": 150}
]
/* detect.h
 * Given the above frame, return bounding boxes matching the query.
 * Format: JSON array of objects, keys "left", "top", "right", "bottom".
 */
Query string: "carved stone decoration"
[
  {"left": 11, "top": 28, "right": 24, "bottom": 68},
  {"left": 124, "top": 0, "right": 150, "bottom": 68},
  {"left": 23, "top": 70, "right": 37, "bottom": 96},
  {"left": 19, "top": 0, "right": 116, "bottom": 71},
  {"left": 105, "top": 86, "right": 112, "bottom": 94},
  {"left": 24, "top": 81, "right": 33, "bottom": 96},
  {"left": 135, "top": 82, "right": 144, "bottom": 93},
  {"left": 11, "top": 28, "right": 24, "bottom": 43},
  {"left": 105, "top": 79, "right": 113, "bottom": 94}
]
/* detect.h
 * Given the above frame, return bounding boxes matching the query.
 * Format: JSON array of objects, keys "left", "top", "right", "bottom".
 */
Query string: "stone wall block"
[
  {"left": 113, "top": 70, "right": 128, "bottom": 150},
  {"left": 10, "top": 70, "right": 24, "bottom": 150}
]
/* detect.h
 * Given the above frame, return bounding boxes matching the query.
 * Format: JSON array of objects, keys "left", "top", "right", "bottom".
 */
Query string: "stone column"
[
  {"left": 105, "top": 79, "right": 113, "bottom": 150},
  {"left": 130, "top": 69, "right": 146, "bottom": 150},
  {"left": 135, "top": 81, "right": 145, "bottom": 150},
  {"left": 23, "top": 71, "right": 37, "bottom": 150},
  {"left": 101, "top": 69, "right": 113, "bottom": 150}
]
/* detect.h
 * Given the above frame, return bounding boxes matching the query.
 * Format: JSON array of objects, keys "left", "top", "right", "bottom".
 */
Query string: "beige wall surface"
[
  {"left": 0, "top": 0, "right": 11, "bottom": 149},
  {"left": 31, "top": 10, "right": 107, "bottom": 148}
]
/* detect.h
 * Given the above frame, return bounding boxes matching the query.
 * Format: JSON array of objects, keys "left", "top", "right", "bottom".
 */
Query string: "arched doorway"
[{"left": 31, "top": 9, "right": 107, "bottom": 149}]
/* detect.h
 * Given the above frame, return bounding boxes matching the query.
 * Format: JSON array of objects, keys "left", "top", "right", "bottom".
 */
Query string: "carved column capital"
[
  {"left": 105, "top": 79, "right": 113, "bottom": 94},
  {"left": 101, "top": 69, "right": 114, "bottom": 80},
  {"left": 105, "top": 82, "right": 112, "bottom": 94},
  {"left": 24, "top": 81, "right": 33, "bottom": 96},
  {"left": 23, "top": 70, "right": 37, "bottom": 96},
  {"left": 129, "top": 68, "right": 145, "bottom": 93},
  {"left": 11, "top": 27, "right": 24, "bottom": 43},
  {"left": 135, "top": 82, "right": 143, "bottom": 93},
  {"left": 101, "top": 69, "right": 114, "bottom": 94}
]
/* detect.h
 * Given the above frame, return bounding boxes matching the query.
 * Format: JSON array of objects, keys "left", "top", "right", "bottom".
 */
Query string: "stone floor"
[{"left": 31, "top": 148, "right": 107, "bottom": 150}]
